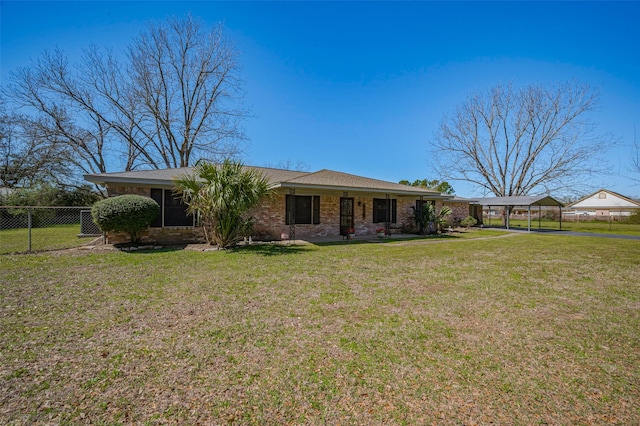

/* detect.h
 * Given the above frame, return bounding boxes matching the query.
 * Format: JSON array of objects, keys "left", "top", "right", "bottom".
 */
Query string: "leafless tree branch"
[
  {"left": 3, "top": 14, "right": 247, "bottom": 184},
  {"left": 430, "top": 81, "right": 614, "bottom": 197}
]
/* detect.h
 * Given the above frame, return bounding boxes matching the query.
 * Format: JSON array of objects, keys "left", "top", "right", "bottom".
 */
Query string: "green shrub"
[
  {"left": 628, "top": 211, "right": 640, "bottom": 224},
  {"left": 173, "top": 160, "right": 272, "bottom": 248},
  {"left": 460, "top": 215, "right": 478, "bottom": 228},
  {"left": 91, "top": 195, "right": 159, "bottom": 243}
]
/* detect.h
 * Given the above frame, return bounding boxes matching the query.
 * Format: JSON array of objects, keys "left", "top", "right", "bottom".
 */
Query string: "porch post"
[
  {"left": 506, "top": 206, "right": 510, "bottom": 230},
  {"left": 538, "top": 205, "right": 542, "bottom": 229},
  {"left": 288, "top": 188, "right": 296, "bottom": 242},
  {"left": 559, "top": 205, "right": 563, "bottom": 230},
  {"left": 386, "top": 193, "right": 390, "bottom": 235}
]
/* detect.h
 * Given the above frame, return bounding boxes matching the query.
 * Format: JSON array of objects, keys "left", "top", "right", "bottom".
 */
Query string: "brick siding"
[
  {"left": 104, "top": 185, "right": 203, "bottom": 245},
  {"left": 251, "top": 194, "right": 418, "bottom": 239},
  {"left": 102, "top": 185, "right": 472, "bottom": 243}
]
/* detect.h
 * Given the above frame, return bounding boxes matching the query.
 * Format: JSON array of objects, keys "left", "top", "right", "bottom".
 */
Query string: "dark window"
[
  {"left": 149, "top": 188, "right": 193, "bottom": 227},
  {"left": 286, "top": 195, "right": 320, "bottom": 225},
  {"left": 164, "top": 190, "right": 192, "bottom": 226},
  {"left": 373, "top": 198, "right": 397, "bottom": 223}
]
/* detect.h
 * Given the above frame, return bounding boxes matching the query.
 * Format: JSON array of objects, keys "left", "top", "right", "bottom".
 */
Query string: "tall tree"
[
  {"left": 430, "top": 82, "right": 613, "bottom": 197},
  {"left": 399, "top": 178, "right": 455, "bottom": 195},
  {"left": 128, "top": 15, "right": 245, "bottom": 168},
  {"left": 4, "top": 14, "right": 245, "bottom": 178},
  {"left": 6, "top": 50, "right": 113, "bottom": 177},
  {"left": 0, "top": 99, "right": 72, "bottom": 187}
]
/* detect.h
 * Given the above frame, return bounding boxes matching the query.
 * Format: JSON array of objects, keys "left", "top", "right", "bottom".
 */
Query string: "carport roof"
[{"left": 474, "top": 195, "right": 564, "bottom": 207}]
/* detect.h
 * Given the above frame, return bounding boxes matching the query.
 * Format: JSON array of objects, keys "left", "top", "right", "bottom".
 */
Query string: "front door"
[{"left": 340, "top": 197, "right": 354, "bottom": 235}]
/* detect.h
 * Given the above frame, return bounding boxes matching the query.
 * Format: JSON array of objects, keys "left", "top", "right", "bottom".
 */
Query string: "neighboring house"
[
  {"left": 564, "top": 189, "right": 640, "bottom": 219},
  {"left": 84, "top": 166, "right": 474, "bottom": 244}
]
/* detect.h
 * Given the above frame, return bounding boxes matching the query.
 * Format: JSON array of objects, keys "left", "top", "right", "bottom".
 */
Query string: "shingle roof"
[
  {"left": 84, "top": 166, "right": 445, "bottom": 197},
  {"left": 280, "top": 169, "right": 442, "bottom": 195},
  {"left": 84, "top": 166, "right": 307, "bottom": 186}
]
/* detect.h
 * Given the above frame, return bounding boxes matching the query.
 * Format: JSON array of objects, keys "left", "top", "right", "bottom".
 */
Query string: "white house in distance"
[{"left": 564, "top": 189, "right": 640, "bottom": 219}]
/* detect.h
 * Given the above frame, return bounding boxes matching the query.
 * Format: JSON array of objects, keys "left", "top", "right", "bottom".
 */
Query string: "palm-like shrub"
[
  {"left": 173, "top": 160, "right": 272, "bottom": 248},
  {"left": 414, "top": 203, "right": 452, "bottom": 234},
  {"left": 91, "top": 195, "right": 159, "bottom": 243}
]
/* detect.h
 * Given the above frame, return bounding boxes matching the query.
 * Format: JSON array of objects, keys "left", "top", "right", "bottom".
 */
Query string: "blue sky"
[{"left": 2, "top": 1, "right": 640, "bottom": 197}]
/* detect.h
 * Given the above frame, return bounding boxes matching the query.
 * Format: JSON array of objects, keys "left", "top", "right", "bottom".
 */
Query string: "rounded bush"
[
  {"left": 460, "top": 215, "right": 478, "bottom": 228},
  {"left": 91, "top": 195, "right": 159, "bottom": 243}
]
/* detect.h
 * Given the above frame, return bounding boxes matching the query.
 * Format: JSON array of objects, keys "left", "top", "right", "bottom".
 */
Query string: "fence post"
[{"left": 27, "top": 208, "right": 32, "bottom": 253}]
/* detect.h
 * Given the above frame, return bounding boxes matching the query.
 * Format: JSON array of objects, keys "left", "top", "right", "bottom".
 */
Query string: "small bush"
[
  {"left": 91, "top": 195, "right": 159, "bottom": 243},
  {"left": 461, "top": 215, "right": 478, "bottom": 228}
]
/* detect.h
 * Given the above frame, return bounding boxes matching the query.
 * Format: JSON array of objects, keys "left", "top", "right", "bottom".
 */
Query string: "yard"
[
  {"left": 486, "top": 217, "right": 640, "bottom": 236},
  {"left": 1, "top": 231, "right": 639, "bottom": 424},
  {"left": 0, "top": 224, "right": 96, "bottom": 255}
]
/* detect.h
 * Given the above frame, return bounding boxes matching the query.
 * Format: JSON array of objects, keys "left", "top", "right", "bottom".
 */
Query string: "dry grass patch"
[{"left": 1, "top": 232, "right": 639, "bottom": 424}]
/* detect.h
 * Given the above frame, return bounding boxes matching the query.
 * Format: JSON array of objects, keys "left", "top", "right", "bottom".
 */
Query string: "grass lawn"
[
  {"left": 1, "top": 231, "right": 639, "bottom": 424},
  {"left": 491, "top": 218, "right": 640, "bottom": 236},
  {"left": 0, "top": 224, "right": 96, "bottom": 254}
]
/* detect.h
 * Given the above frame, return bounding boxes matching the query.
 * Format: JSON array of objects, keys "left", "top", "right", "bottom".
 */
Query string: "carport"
[{"left": 475, "top": 195, "right": 565, "bottom": 231}]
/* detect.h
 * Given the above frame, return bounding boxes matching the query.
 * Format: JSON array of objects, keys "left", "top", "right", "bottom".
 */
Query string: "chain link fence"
[{"left": 0, "top": 206, "right": 102, "bottom": 254}]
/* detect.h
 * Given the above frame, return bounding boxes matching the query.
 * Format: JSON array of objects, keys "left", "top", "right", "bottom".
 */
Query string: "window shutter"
[
  {"left": 285, "top": 195, "right": 294, "bottom": 225},
  {"left": 392, "top": 199, "right": 397, "bottom": 223},
  {"left": 313, "top": 196, "right": 320, "bottom": 224}
]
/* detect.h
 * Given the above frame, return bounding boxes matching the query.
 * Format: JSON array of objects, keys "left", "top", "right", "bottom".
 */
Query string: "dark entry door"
[{"left": 340, "top": 197, "right": 354, "bottom": 235}]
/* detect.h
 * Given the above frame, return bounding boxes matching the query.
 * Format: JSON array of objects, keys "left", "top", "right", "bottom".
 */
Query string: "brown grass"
[{"left": 1, "top": 232, "right": 639, "bottom": 424}]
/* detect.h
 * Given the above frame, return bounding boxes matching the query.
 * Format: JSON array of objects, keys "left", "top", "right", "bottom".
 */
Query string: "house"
[
  {"left": 564, "top": 189, "right": 640, "bottom": 220},
  {"left": 84, "top": 166, "right": 475, "bottom": 244}
]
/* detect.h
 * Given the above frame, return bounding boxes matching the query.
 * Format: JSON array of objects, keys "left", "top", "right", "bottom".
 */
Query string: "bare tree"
[
  {"left": 0, "top": 99, "right": 71, "bottom": 187},
  {"left": 128, "top": 15, "right": 245, "bottom": 168},
  {"left": 4, "top": 14, "right": 245, "bottom": 179},
  {"left": 431, "top": 82, "right": 614, "bottom": 197},
  {"left": 7, "top": 50, "right": 118, "bottom": 176}
]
